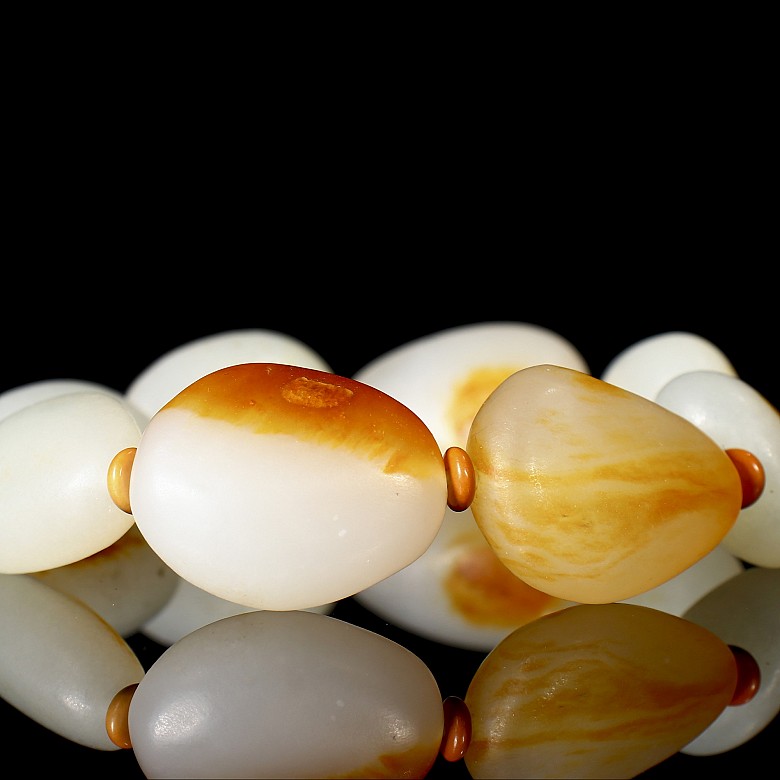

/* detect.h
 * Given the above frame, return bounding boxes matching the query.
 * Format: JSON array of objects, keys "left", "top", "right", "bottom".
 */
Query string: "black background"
[{"left": 3, "top": 71, "right": 776, "bottom": 776}]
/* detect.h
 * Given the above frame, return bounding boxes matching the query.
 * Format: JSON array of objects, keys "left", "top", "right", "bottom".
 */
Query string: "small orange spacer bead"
[
  {"left": 729, "top": 645, "right": 761, "bottom": 706},
  {"left": 440, "top": 695, "right": 472, "bottom": 762},
  {"left": 106, "top": 682, "right": 139, "bottom": 749},
  {"left": 444, "top": 447, "right": 476, "bottom": 512},
  {"left": 107, "top": 447, "right": 137, "bottom": 514},
  {"left": 725, "top": 448, "right": 765, "bottom": 509}
]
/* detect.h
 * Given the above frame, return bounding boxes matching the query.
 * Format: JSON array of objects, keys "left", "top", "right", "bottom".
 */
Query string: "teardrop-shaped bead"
[
  {"left": 468, "top": 365, "right": 743, "bottom": 603},
  {"left": 464, "top": 603, "right": 737, "bottom": 779},
  {"left": 682, "top": 566, "right": 780, "bottom": 755},
  {"left": 129, "top": 610, "right": 443, "bottom": 778},
  {"left": 130, "top": 364, "right": 447, "bottom": 610},
  {"left": 31, "top": 524, "right": 179, "bottom": 637},
  {"left": 656, "top": 370, "right": 780, "bottom": 567},
  {"left": 0, "top": 392, "right": 141, "bottom": 573},
  {"left": 0, "top": 573, "right": 144, "bottom": 750},
  {"left": 125, "top": 329, "right": 333, "bottom": 421}
]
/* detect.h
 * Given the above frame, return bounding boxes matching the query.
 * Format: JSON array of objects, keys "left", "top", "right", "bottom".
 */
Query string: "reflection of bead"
[
  {"left": 681, "top": 566, "right": 780, "bottom": 755},
  {"left": 464, "top": 603, "right": 737, "bottom": 779},
  {"left": 128, "top": 610, "right": 444, "bottom": 778},
  {"left": 0, "top": 573, "right": 144, "bottom": 750}
]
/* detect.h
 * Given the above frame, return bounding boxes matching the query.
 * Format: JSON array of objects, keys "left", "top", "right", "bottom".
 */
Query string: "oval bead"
[
  {"left": 601, "top": 331, "right": 737, "bottom": 400},
  {"left": 140, "top": 574, "right": 334, "bottom": 646},
  {"left": 129, "top": 610, "right": 444, "bottom": 779},
  {"left": 464, "top": 603, "right": 737, "bottom": 779},
  {"left": 130, "top": 364, "right": 447, "bottom": 610},
  {"left": 682, "top": 566, "right": 780, "bottom": 755},
  {"left": 125, "top": 328, "right": 333, "bottom": 421},
  {"left": 0, "top": 392, "right": 141, "bottom": 573},
  {"left": 353, "top": 323, "right": 586, "bottom": 650},
  {"left": 656, "top": 370, "right": 780, "bottom": 567},
  {"left": 0, "top": 573, "right": 144, "bottom": 750},
  {"left": 31, "top": 524, "right": 179, "bottom": 637},
  {"left": 468, "top": 365, "right": 743, "bottom": 603}
]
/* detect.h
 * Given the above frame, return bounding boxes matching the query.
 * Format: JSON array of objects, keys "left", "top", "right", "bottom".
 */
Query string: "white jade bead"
[
  {"left": 353, "top": 322, "right": 587, "bottom": 651},
  {"left": 354, "top": 321, "right": 589, "bottom": 451},
  {"left": 656, "top": 370, "right": 780, "bottom": 568},
  {"left": 601, "top": 331, "right": 737, "bottom": 400},
  {"left": 32, "top": 525, "right": 179, "bottom": 637},
  {"left": 130, "top": 364, "right": 446, "bottom": 611},
  {"left": 141, "top": 574, "right": 334, "bottom": 646},
  {"left": 125, "top": 329, "right": 332, "bottom": 421},
  {"left": 0, "top": 378, "right": 149, "bottom": 428},
  {"left": 0, "top": 573, "right": 144, "bottom": 750},
  {"left": 682, "top": 566, "right": 780, "bottom": 755},
  {"left": 620, "top": 544, "right": 744, "bottom": 616},
  {"left": 129, "top": 610, "right": 444, "bottom": 779},
  {"left": 0, "top": 393, "right": 141, "bottom": 573}
]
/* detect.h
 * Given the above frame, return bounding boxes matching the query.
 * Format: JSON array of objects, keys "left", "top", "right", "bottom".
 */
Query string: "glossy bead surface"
[
  {"left": 0, "top": 573, "right": 144, "bottom": 750},
  {"left": 130, "top": 364, "right": 447, "bottom": 610},
  {"left": 125, "top": 328, "right": 332, "bottom": 421},
  {"left": 682, "top": 566, "right": 780, "bottom": 755},
  {"left": 468, "top": 365, "right": 743, "bottom": 603},
  {"left": 656, "top": 370, "right": 780, "bottom": 567},
  {"left": 464, "top": 603, "right": 737, "bottom": 779},
  {"left": 130, "top": 610, "right": 444, "bottom": 779},
  {"left": 31, "top": 524, "right": 179, "bottom": 637},
  {"left": 0, "top": 392, "right": 141, "bottom": 573}
]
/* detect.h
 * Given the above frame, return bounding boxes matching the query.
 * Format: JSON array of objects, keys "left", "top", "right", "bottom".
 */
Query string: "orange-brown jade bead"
[
  {"left": 444, "top": 447, "right": 476, "bottom": 512},
  {"left": 725, "top": 448, "right": 765, "bottom": 508},
  {"left": 464, "top": 603, "right": 737, "bottom": 779},
  {"left": 107, "top": 447, "right": 136, "bottom": 515},
  {"left": 440, "top": 695, "right": 472, "bottom": 762},
  {"left": 106, "top": 683, "right": 138, "bottom": 749},
  {"left": 467, "top": 366, "right": 743, "bottom": 604}
]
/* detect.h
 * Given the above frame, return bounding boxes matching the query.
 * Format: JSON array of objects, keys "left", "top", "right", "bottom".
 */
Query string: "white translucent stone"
[
  {"left": 620, "top": 545, "right": 744, "bottom": 616},
  {"left": 0, "top": 393, "right": 141, "bottom": 573},
  {"left": 656, "top": 370, "right": 780, "bottom": 567},
  {"left": 353, "top": 322, "right": 586, "bottom": 650},
  {"left": 130, "top": 610, "right": 443, "bottom": 779},
  {"left": 601, "top": 331, "right": 737, "bottom": 400},
  {"left": 0, "top": 573, "right": 144, "bottom": 750},
  {"left": 125, "top": 329, "right": 332, "bottom": 420},
  {"left": 354, "top": 321, "right": 589, "bottom": 451},
  {"left": 32, "top": 525, "right": 179, "bottom": 637},
  {"left": 130, "top": 364, "right": 446, "bottom": 611},
  {"left": 682, "top": 566, "right": 780, "bottom": 755},
  {"left": 141, "top": 574, "right": 334, "bottom": 646}
]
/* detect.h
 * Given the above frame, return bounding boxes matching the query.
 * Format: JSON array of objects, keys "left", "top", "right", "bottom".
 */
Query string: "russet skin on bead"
[{"left": 128, "top": 363, "right": 448, "bottom": 611}]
